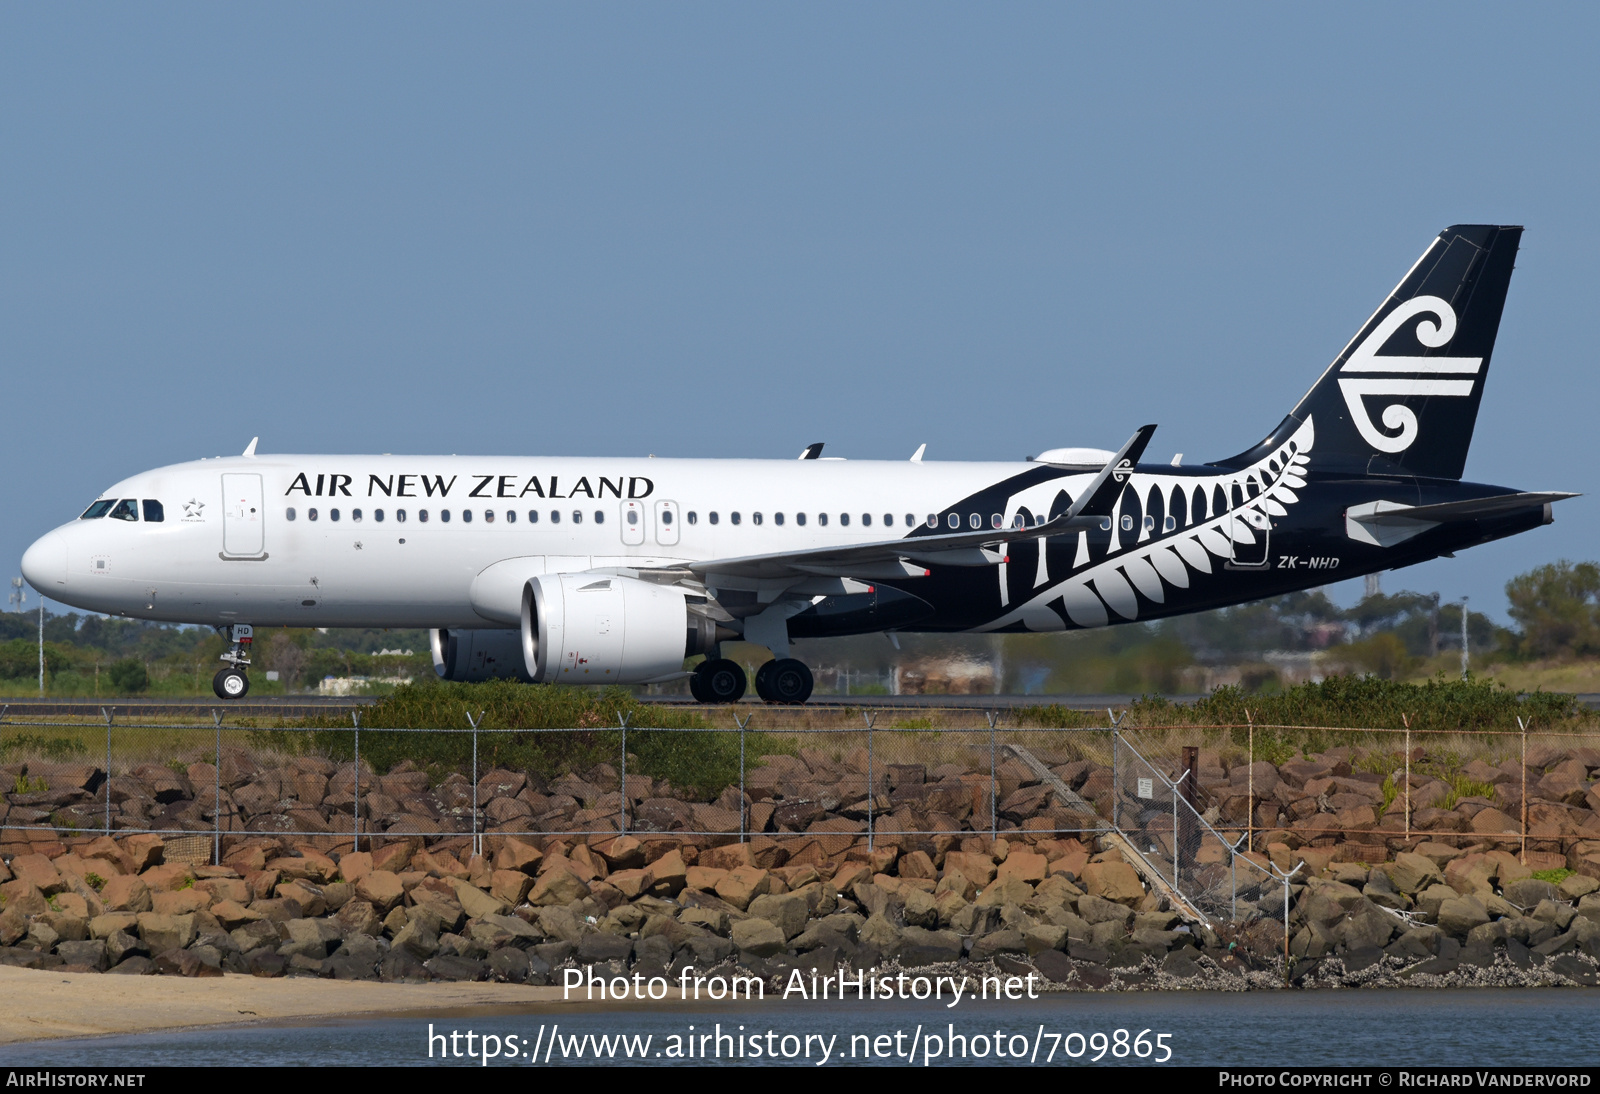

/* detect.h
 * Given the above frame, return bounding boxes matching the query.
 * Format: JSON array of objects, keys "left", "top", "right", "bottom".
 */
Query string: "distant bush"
[{"left": 107, "top": 658, "right": 149, "bottom": 693}]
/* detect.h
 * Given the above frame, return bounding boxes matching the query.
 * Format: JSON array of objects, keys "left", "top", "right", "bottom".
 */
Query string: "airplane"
[{"left": 21, "top": 224, "right": 1576, "bottom": 704}]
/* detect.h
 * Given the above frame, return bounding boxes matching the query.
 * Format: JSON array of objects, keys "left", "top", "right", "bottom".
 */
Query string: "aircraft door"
[
  {"left": 620, "top": 501, "right": 646, "bottom": 546},
  {"left": 1229, "top": 507, "right": 1271, "bottom": 568},
  {"left": 654, "top": 500, "right": 679, "bottom": 546},
  {"left": 221, "top": 474, "right": 265, "bottom": 558}
]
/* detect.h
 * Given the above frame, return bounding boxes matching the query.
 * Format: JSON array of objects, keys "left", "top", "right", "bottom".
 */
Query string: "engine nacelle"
[
  {"left": 431, "top": 628, "right": 533, "bottom": 682},
  {"left": 521, "top": 573, "right": 717, "bottom": 684}
]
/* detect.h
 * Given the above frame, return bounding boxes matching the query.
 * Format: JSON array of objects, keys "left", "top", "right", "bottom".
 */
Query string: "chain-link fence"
[{"left": 3, "top": 708, "right": 1596, "bottom": 926}]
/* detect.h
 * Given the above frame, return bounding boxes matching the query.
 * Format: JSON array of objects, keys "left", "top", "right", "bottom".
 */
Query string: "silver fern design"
[{"left": 989, "top": 417, "right": 1315, "bottom": 631}]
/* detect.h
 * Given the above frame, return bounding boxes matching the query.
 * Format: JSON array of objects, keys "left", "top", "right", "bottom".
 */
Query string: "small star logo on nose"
[{"left": 183, "top": 499, "right": 205, "bottom": 519}]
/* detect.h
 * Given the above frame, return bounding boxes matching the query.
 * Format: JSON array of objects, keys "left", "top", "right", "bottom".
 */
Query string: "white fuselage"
[{"left": 23, "top": 453, "right": 1084, "bottom": 630}]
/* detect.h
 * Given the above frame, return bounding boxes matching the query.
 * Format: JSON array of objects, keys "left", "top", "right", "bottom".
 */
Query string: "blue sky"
[{"left": 3, "top": 5, "right": 1595, "bottom": 624}]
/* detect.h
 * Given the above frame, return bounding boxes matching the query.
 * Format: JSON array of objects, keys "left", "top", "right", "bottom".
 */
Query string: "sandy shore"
[{"left": 0, "top": 967, "right": 604, "bottom": 1045}]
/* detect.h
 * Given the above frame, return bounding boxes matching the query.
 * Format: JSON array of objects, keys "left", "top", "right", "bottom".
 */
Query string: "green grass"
[
  {"left": 259, "top": 680, "right": 794, "bottom": 799},
  {"left": 1440, "top": 775, "right": 1496, "bottom": 811},
  {"left": 1533, "top": 868, "right": 1574, "bottom": 885}
]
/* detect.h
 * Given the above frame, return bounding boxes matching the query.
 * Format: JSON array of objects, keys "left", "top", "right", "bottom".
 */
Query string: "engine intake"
[{"left": 521, "top": 573, "right": 720, "bottom": 684}]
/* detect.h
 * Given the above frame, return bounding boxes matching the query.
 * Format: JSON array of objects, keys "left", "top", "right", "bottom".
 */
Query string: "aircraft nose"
[{"left": 21, "top": 531, "right": 67, "bottom": 592}]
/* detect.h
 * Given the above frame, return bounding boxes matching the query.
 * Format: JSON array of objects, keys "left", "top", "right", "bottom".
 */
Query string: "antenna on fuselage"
[
  {"left": 799, "top": 443, "right": 824, "bottom": 460},
  {"left": 910, "top": 444, "right": 926, "bottom": 462},
  {"left": 242, "top": 437, "right": 259, "bottom": 458}
]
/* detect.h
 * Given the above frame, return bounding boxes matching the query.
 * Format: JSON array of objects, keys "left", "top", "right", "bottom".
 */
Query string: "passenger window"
[
  {"left": 840, "top": 513, "right": 849, "bottom": 527},
  {"left": 419, "top": 509, "right": 429, "bottom": 522},
  {"left": 80, "top": 500, "right": 115, "bottom": 519},
  {"left": 573, "top": 510, "right": 583, "bottom": 524},
  {"left": 461, "top": 509, "right": 470, "bottom": 523},
  {"left": 331, "top": 509, "right": 341, "bottom": 522},
  {"left": 687, "top": 511, "right": 697, "bottom": 525},
  {"left": 991, "top": 513, "right": 1002, "bottom": 529},
  {"left": 110, "top": 499, "right": 139, "bottom": 522},
  {"left": 774, "top": 512, "right": 784, "bottom": 526},
  {"left": 286, "top": 508, "right": 297, "bottom": 521},
  {"left": 1120, "top": 514, "right": 1133, "bottom": 530},
  {"left": 969, "top": 514, "right": 981, "bottom": 530},
  {"left": 1163, "top": 515, "right": 1176, "bottom": 532},
  {"left": 884, "top": 514, "right": 893, "bottom": 527},
  {"left": 485, "top": 510, "right": 495, "bottom": 523},
  {"left": 142, "top": 500, "right": 165, "bottom": 522},
  {"left": 627, "top": 510, "right": 639, "bottom": 526},
  {"left": 661, "top": 510, "right": 672, "bottom": 526},
  {"left": 796, "top": 513, "right": 806, "bottom": 526},
  {"left": 1143, "top": 515, "right": 1155, "bottom": 531},
  {"left": 928, "top": 515, "right": 938, "bottom": 529},
  {"left": 730, "top": 512, "right": 741, "bottom": 525},
  {"left": 861, "top": 513, "right": 871, "bottom": 527},
  {"left": 352, "top": 508, "right": 363, "bottom": 522},
  {"left": 441, "top": 509, "right": 451, "bottom": 522},
  {"left": 1012, "top": 514, "right": 1026, "bottom": 529},
  {"left": 528, "top": 510, "right": 539, "bottom": 523},
  {"left": 374, "top": 509, "right": 385, "bottom": 522},
  {"left": 752, "top": 512, "right": 763, "bottom": 525},
  {"left": 551, "top": 510, "right": 560, "bottom": 523},
  {"left": 818, "top": 513, "right": 828, "bottom": 526},
  {"left": 308, "top": 508, "right": 319, "bottom": 522},
  {"left": 396, "top": 509, "right": 407, "bottom": 522},
  {"left": 947, "top": 513, "right": 959, "bottom": 529},
  {"left": 905, "top": 514, "right": 915, "bottom": 527},
  {"left": 506, "top": 511, "right": 516, "bottom": 524},
  {"left": 594, "top": 510, "right": 603, "bottom": 524}
]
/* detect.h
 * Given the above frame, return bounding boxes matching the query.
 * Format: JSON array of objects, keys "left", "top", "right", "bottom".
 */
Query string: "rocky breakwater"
[{"left": 1, "top": 826, "right": 1599, "bottom": 991}]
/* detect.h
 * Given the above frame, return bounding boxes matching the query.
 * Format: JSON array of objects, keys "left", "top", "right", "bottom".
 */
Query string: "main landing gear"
[
  {"left": 755, "top": 658, "right": 813, "bottom": 705},
  {"left": 690, "top": 658, "right": 747, "bottom": 703},
  {"left": 213, "top": 623, "right": 254, "bottom": 700}
]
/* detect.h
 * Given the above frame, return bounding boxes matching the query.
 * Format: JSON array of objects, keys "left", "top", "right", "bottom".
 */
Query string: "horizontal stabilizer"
[{"left": 1356, "top": 491, "right": 1577, "bottom": 525}]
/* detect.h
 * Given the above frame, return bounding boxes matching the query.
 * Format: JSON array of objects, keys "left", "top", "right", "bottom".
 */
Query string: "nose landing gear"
[{"left": 213, "top": 623, "right": 254, "bottom": 700}]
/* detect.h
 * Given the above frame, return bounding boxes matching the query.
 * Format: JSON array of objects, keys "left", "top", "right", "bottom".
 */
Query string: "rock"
[
  {"left": 246, "top": 949, "right": 287, "bottom": 978},
  {"left": 731, "top": 918, "right": 788, "bottom": 957},
  {"left": 996, "top": 852, "right": 1047, "bottom": 883},
  {"left": 425, "top": 954, "right": 488, "bottom": 981},
  {"left": 105, "top": 928, "right": 148, "bottom": 966},
  {"left": 1504, "top": 878, "right": 1559, "bottom": 909},
  {"left": 1161, "top": 951, "right": 1202, "bottom": 979},
  {"left": 528, "top": 867, "right": 590, "bottom": 906},
  {"left": 1386, "top": 852, "right": 1443, "bottom": 895},
  {"left": 9, "top": 854, "right": 65, "bottom": 895},
  {"left": 943, "top": 851, "right": 997, "bottom": 888},
  {"left": 1532, "top": 899, "right": 1577, "bottom": 931},
  {"left": 1437, "top": 895, "right": 1491, "bottom": 938},
  {"left": 714, "top": 867, "right": 770, "bottom": 911},
  {"left": 1081, "top": 861, "right": 1144, "bottom": 905},
  {"left": 99, "top": 876, "right": 152, "bottom": 914},
  {"left": 1032, "top": 948, "right": 1074, "bottom": 983},
  {"left": 151, "top": 948, "right": 223, "bottom": 978},
  {"left": 451, "top": 880, "right": 509, "bottom": 920},
  {"left": 151, "top": 890, "right": 211, "bottom": 916},
  {"left": 488, "top": 869, "right": 534, "bottom": 906},
  {"left": 1023, "top": 924, "right": 1069, "bottom": 955},
  {"left": 645, "top": 850, "right": 687, "bottom": 896},
  {"left": 898, "top": 926, "right": 963, "bottom": 966},
  {"left": 57, "top": 939, "right": 107, "bottom": 970},
  {"left": 1558, "top": 874, "right": 1600, "bottom": 901},
  {"left": 489, "top": 947, "right": 533, "bottom": 982},
  {"left": 747, "top": 892, "right": 809, "bottom": 940},
  {"left": 1469, "top": 808, "right": 1521, "bottom": 835},
  {"left": 970, "top": 929, "right": 1027, "bottom": 960},
  {"left": 1077, "top": 894, "right": 1133, "bottom": 926},
  {"left": 107, "top": 956, "right": 155, "bottom": 975},
  {"left": 858, "top": 913, "right": 902, "bottom": 953},
  {"left": 576, "top": 933, "right": 633, "bottom": 963},
  {"left": 392, "top": 917, "right": 440, "bottom": 960},
  {"left": 353, "top": 872, "right": 404, "bottom": 914},
  {"left": 136, "top": 913, "right": 196, "bottom": 953}
]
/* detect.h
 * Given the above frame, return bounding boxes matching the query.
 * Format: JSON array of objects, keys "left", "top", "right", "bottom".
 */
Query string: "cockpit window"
[
  {"left": 142, "top": 500, "right": 165, "bottom": 522},
  {"left": 109, "top": 499, "right": 139, "bottom": 522},
  {"left": 80, "top": 500, "right": 116, "bottom": 519}
]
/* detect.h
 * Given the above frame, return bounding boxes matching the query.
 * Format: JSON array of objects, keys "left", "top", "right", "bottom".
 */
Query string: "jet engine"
[
  {"left": 520, "top": 573, "right": 721, "bottom": 684},
  {"left": 430, "top": 627, "right": 533, "bottom": 682}
]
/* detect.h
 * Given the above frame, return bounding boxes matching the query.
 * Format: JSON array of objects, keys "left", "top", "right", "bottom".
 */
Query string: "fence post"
[
  {"left": 1246, "top": 709, "right": 1255, "bottom": 855},
  {"left": 1518, "top": 716, "right": 1529, "bottom": 865},
  {"left": 352, "top": 710, "right": 361, "bottom": 855},
  {"left": 736, "top": 714, "right": 748, "bottom": 842},
  {"left": 213, "top": 709, "right": 223, "bottom": 866},
  {"left": 1402, "top": 715, "right": 1411, "bottom": 844},
  {"left": 1108, "top": 708, "right": 1125, "bottom": 833},
  {"left": 988, "top": 710, "right": 998, "bottom": 843},
  {"left": 466, "top": 709, "right": 483, "bottom": 858},
  {"left": 617, "top": 711, "right": 631, "bottom": 836},
  {"left": 865, "top": 710, "right": 875, "bottom": 852},
  {"left": 103, "top": 708, "right": 113, "bottom": 838}
]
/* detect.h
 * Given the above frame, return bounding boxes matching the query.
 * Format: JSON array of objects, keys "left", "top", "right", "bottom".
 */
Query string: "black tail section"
[{"left": 1225, "top": 224, "right": 1522, "bottom": 479}]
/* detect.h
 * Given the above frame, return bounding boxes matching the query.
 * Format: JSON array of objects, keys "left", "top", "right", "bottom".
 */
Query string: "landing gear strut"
[
  {"left": 213, "top": 623, "right": 253, "bottom": 700},
  {"left": 692, "top": 658, "right": 747, "bottom": 704},
  {"left": 754, "top": 658, "right": 813, "bottom": 704}
]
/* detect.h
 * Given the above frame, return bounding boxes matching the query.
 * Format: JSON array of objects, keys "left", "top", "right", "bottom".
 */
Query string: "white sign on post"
[{"left": 1137, "top": 777, "right": 1153, "bottom": 799}]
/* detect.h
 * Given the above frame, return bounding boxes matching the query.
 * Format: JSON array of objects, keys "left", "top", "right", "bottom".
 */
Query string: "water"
[{"left": 7, "top": 989, "right": 1599, "bottom": 1067}]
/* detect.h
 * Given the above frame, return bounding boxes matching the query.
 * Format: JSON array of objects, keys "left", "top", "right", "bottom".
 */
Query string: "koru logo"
[
  {"left": 1337, "top": 295, "right": 1481, "bottom": 453},
  {"left": 1111, "top": 458, "right": 1134, "bottom": 483}
]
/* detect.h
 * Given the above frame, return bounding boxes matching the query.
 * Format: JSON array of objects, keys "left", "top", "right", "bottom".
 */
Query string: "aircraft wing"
[
  {"left": 683, "top": 514, "right": 1097, "bottom": 581},
  {"left": 683, "top": 425, "right": 1158, "bottom": 582}
]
